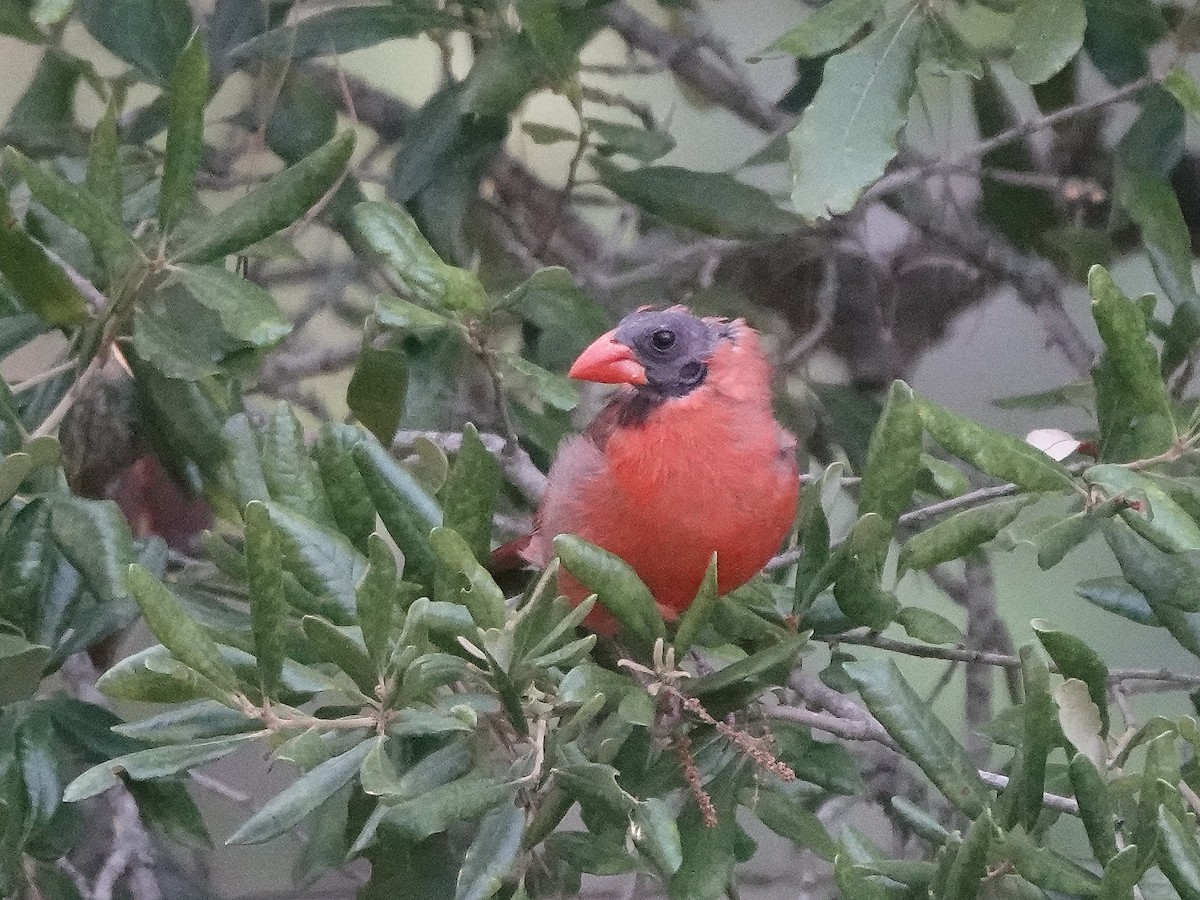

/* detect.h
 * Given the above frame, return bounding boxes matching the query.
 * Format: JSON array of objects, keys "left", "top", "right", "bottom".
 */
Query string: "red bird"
[{"left": 518, "top": 306, "right": 800, "bottom": 634}]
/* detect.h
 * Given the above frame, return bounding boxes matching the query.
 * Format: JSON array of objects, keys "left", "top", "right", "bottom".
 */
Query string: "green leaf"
[
  {"left": 244, "top": 501, "right": 287, "bottom": 697},
  {"left": 1068, "top": 752, "right": 1118, "bottom": 865},
  {"left": 684, "top": 634, "right": 809, "bottom": 703},
  {"left": 997, "top": 825, "right": 1102, "bottom": 894},
  {"left": 1077, "top": 576, "right": 1158, "bottom": 625},
  {"left": 126, "top": 564, "right": 240, "bottom": 692},
  {"left": 374, "top": 774, "right": 516, "bottom": 845},
  {"left": 1156, "top": 805, "right": 1200, "bottom": 900},
  {"left": 113, "top": 701, "right": 257, "bottom": 745},
  {"left": 77, "top": 0, "right": 193, "bottom": 83},
  {"left": 670, "top": 766, "right": 739, "bottom": 900},
  {"left": 593, "top": 159, "right": 802, "bottom": 239},
  {"left": 754, "top": 788, "right": 837, "bottom": 859},
  {"left": 0, "top": 451, "right": 33, "bottom": 506},
  {"left": 50, "top": 496, "right": 132, "bottom": 604},
  {"left": 357, "top": 534, "right": 399, "bottom": 669},
  {"left": 353, "top": 439, "right": 441, "bottom": 587},
  {"left": 588, "top": 118, "right": 675, "bottom": 163},
  {"left": 265, "top": 501, "right": 367, "bottom": 621},
  {"left": 788, "top": 8, "right": 923, "bottom": 221},
  {"left": 999, "top": 502, "right": 1098, "bottom": 570},
  {"left": 301, "top": 615, "right": 376, "bottom": 694},
  {"left": 846, "top": 658, "right": 989, "bottom": 815},
  {"left": 315, "top": 423, "right": 378, "bottom": 551},
  {"left": 374, "top": 294, "right": 455, "bottom": 335},
  {"left": 1098, "top": 844, "right": 1139, "bottom": 900},
  {"left": 0, "top": 192, "right": 89, "bottom": 326},
  {"left": 172, "top": 131, "right": 355, "bottom": 264},
  {"left": 261, "top": 402, "right": 336, "bottom": 525},
  {"left": 1088, "top": 265, "right": 1177, "bottom": 461},
  {"left": 1033, "top": 619, "right": 1110, "bottom": 735},
  {"left": 231, "top": 4, "right": 451, "bottom": 62},
  {"left": 833, "top": 557, "right": 899, "bottom": 630},
  {"left": 0, "top": 634, "right": 50, "bottom": 705},
  {"left": 218, "top": 412, "right": 269, "bottom": 509},
  {"left": 348, "top": 323, "right": 408, "bottom": 445},
  {"left": 996, "top": 649, "right": 1056, "bottom": 831},
  {"left": 554, "top": 534, "right": 665, "bottom": 647},
  {"left": 455, "top": 802, "right": 524, "bottom": 900},
  {"left": 1054, "top": 678, "right": 1106, "bottom": 767},
  {"left": 63, "top": 734, "right": 254, "bottom": 802},
  {"left": 86, "top": 94, "right": 121, "bottom": 220},
  {"left": 227, "top": 738, "right": 374, "bottom": 845},
  {"left": 441, "top": 424, "right": 502, "bottom": 564},
  {"left": 430, "top": 527, "right": 505, "bottom": 630},
  {"left": 916, "top": 395, "right": 1076, "bottom": 492},
  {"left": 1081, "top": 0, "right": 1165, "bottom": 87},
  {"left": 896, "top": 606, "right": 963, "bottom": 645},
  {"left": 172, "top": 265, "right": 290, "bottom": 348},
  {"left": 1009, "top": 0, "right": 1085, "bottom": 84},
  {"left": 3, "top": 148, "right": 137, "bottom": 268},
  {"left": 920, "top": 10, "right": 983, "bottom": 79},
  {"left": 1088, "top": 465, "right": 1200, "bottom": 555},
  {"left": 900, "top": 495, "right": 1035, "bottom": 573},
  {"left": 521, "top": 122, "right": 577, "bottom": 145},
  {"left": 858, "top": 380, "right": 921, "bottom": 528},
  {"left": 159, "top": 32, "right": 208, "bottom": 232},
  {"left": 632, "top": 797, "right": 683, "bottom": 876},
  {"left": 351, "top": 200, "right": 486, "bottom": 312},
  {"left": 673, "top": 553, "right": 719, "bottom": 655},
  {"left": 762, "top": 0, "right": 883, "bottom": 58},
  {"left": 943, "top": 809, "right": 994, "bottom": 900}
]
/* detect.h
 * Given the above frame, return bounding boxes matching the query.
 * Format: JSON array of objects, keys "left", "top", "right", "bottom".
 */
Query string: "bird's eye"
[{"left": 650, "top": 329, "right": 676, "bottom": 351}]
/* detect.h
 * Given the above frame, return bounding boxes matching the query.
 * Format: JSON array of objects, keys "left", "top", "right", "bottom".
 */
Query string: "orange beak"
[{"left": 568, "top": 330, "right": 648, "bottom": 385}]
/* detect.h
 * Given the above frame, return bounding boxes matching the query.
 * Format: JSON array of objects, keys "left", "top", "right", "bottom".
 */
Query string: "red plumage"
[{"left": 512, "top": 307, "right": 800, "bottom": 635}]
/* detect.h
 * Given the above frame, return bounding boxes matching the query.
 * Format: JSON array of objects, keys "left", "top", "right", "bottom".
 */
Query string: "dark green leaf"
[
  {"left": 126, "top": 564, "right": 240, "bottom": 692},
  {"left": 1089, "top": 465, "right": 1200, "bottom": 555},
  {"left": 301, "top": 615, "right": 376, "bottom": 695},
  {"left": 762, "top": 0, "right": 882, "bottom": 58},
  {"left": 594, "top": 159, "right": 802, "bottom": 239},
  {"left": 1116, "top": 169, "right": 1200, "bottom": 319},
  {"left": 261, "top": 402, "right": 336, "bottom": 525},
  {"left": 441, "top": 424, "right": 502, "bottom": 564},
  {"left": 1009, "top": 0, "right": 1085, "bottom": 84},
  {"left": 172, "top": 131, "right": 355, "bottom": 264},
  {"left": 788, "top": 8, "right": 923, "bottom": 221},
  {"left": 63, "top": 734, "right": 253, "bottom": 802},
  {"left": 1098, "top": 844, "right": 1139, "bottom": 900},
  {"left": 1069, "top": 752, "right": 1118, "bottom": 864},
  {"left": 266, "top": 500, "right": 367, "bottom": 621},
  {"left": 900, "top": 496, "right": 1035, "bottom": 573},
  {"left": 1033, "top": 619, "right": 1110, "bottom": 734},
  {"left": 159, "top": 32, "right": 208, "bottom": 232},
  {"left": 231, "top": 4, "right": 452, "bottom": 62},
  {"left": 226, "top": 738, "right": 374, "bottom": 845},
  {"left": 554, "top": 534, "right": 665, "bottom": 648},
  {"left": 455, "top": 802, "right": 524, "bottom": 900},
  {"left": 916, "top": 395, "right": 1076, "bottom": 492},
  {"left": 374, "top": 774, "right": 516, "bottom": 845},
  {"left": 632, "top": 797, "right": 683, "bottom": 876},
  {"left": 834, "top": 557, "right": 899, "bottom": 630},
  {"left": 942, "top": 809, "right": 994, "bottom": 900},
  {"left": 2, "top": 148, "right": 136, "bottom": 276},
  {"left": 0, "top": 192, "right": 88, "bottom": 326},
  {"left": 858, "top": 380, "right": 921, "bottom": 528},
  {"left": 669, "top": 766, "right": 739, "bottom": 900},
  {"left": 588, "top": 118, "right": 675, "bottom": 163},
  {"left": 1082, "top": 0, "right": 1165, "bottom": 87},
  {"left": 1157, "top": 805, "right": 1200, "bottom": 900},
  {"left": 754, "top": 788, "right": 837, "bottom": 859},
  {"left": 1089, "top": 265, "right": 1177, "bottom": 462},
  {"left": 85, "top": 93, "right": 121, "bottom": 219},
  {"left": 315, "top": 423, "right": 378, "bottom": 551},
  {"left": 998, "top": 826, "right": 1102, "bottom": 894},
  {"left": 77, "top": 0, "right": 192, "bottom": 83},
  {"left": 50, "top": 496, "right": 132, "bottom": 604},
  {"left": 351, "top": 200, "right": 486, "bottom": 312},
  {"left": 353, "top": 439, "right": 441, "bottom": 587},
  {"left": 244, "top": 500, "right": 286, "bottom": 696},
  {"left": 348, "top": 323, "right": 408, "bottom": 445},
  {"left": 0, "top": 634, "right": 50, "bottom": 705},
  {"left": 684, "top": 634, "right": 809, "bottom": 701},
  {"left": 896, "top": 606, "right": 963, "bottom": 644},
  {"left": 846, "top": 658, "right": 989, "bottom": 815},
  {"left": 219, "top": 412, "right": 270, "bottom": 508},
  {"left": 673, "top": 553, "right": 719, "bottom": 655},
  {"left": 358, "top": 534, "right": 398, "bottom": 669},
  {"left": 430, "top": 527, "right": 504, "bottom": 629},
  {"left": 1076, "top": 576, "right": 1158, "bottom": 626},
  {"left": 173, "top": 265, "right": 290, "bottom": 348}
]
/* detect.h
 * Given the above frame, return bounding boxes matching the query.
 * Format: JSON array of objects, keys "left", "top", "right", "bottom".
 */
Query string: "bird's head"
[{"left": 568, "top": 306, "right": 731, "bottom": 398}]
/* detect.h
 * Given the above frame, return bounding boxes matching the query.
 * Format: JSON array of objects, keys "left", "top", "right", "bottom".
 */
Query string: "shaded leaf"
[
  {"left": 762, "top": 0, "right": 882, "bottom": 59},
  {"left": 1033, "top": 619, "right": 1110, "bottom": 734},
  {"left": 63, "top": 734, "right": 254, "bottom": 802},
  {"left": 900, "top": 495, "right": 1035, "bottom": 573},
  {"left": 244, "top": 501, "right": 287, "bottom": 696},
  {"left": 77, "top": 0, "right": 192, "bottom": 83},
  {"left": 159, "top": 32, "right": 208, "bottom": 232},
  {"left": 1009, "top": 0, "right": 1085, "bottom": 85},
  {"left": 788, "top": 8, "right": 923, "bottom": 221},
  {"left": 455, "top": 802, "right": 524, "bottom": 900},
  {"left": 441, "top": 424, "right": 502, "bottom": 564}
]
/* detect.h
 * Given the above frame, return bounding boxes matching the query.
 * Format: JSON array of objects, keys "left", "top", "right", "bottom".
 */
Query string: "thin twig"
[
  {"left": 29, "top": 352, "right": 108, "bottom": 440},
  {"left": 866, "top": 74, "right": 1158, "bottom": 201}
]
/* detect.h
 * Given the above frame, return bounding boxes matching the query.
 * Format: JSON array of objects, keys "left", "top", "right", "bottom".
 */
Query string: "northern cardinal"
[{"left": 511, "top": 306, "right": 800, "bottom": 634}]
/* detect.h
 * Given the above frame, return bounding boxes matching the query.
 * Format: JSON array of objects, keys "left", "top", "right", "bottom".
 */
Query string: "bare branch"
[{"left": 394, "top": 429, "right": 548, "bottom": 504}]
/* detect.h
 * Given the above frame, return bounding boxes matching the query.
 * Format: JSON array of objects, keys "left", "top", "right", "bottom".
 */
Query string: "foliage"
[{"left": 1, "top": 1, "right": 1200, "bottom": 899}]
